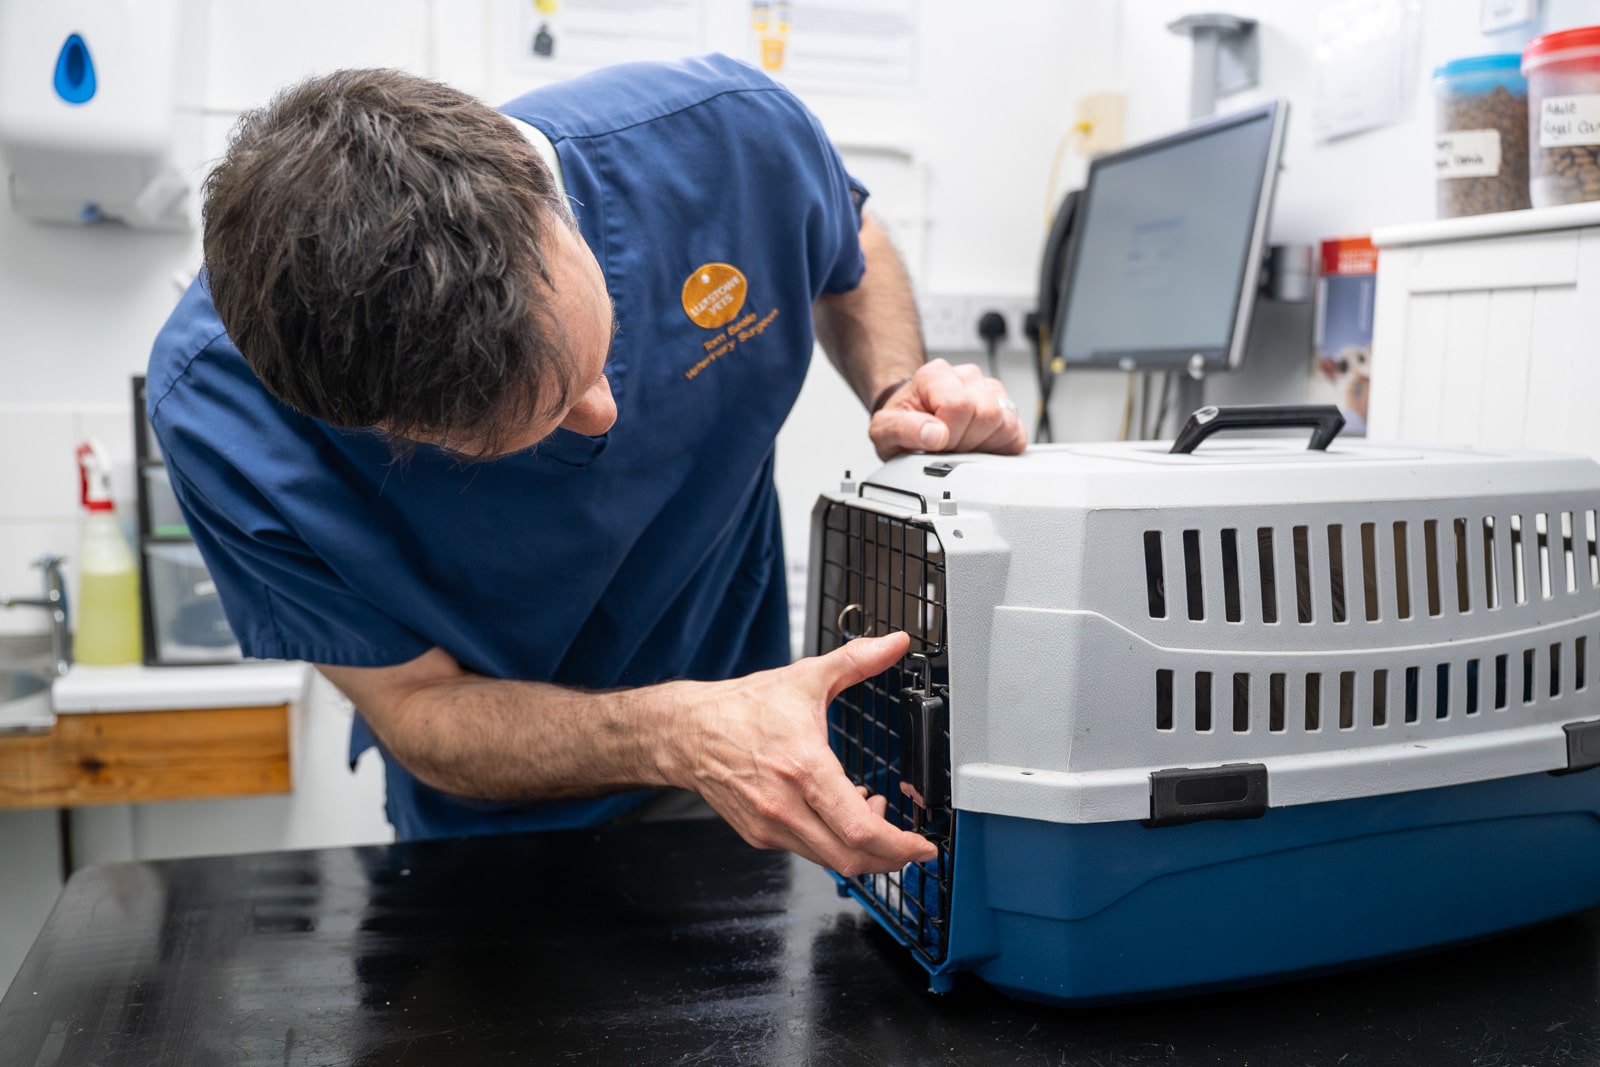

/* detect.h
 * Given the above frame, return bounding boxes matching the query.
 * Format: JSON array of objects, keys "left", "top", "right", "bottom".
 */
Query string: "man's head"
[{"left": 201, "top": 68, "right": 615, "bottom": 459}]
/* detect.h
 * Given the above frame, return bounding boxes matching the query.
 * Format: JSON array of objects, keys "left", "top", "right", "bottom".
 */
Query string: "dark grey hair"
[{"left": 201, "top": 68, "right": 571, "bottom": 456}]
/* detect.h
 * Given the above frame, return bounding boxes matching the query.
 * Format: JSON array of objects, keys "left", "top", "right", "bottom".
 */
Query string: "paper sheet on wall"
[
  {"left": 1312, "top": 0, "right": 1421, "bottom": 143},
  {"left": 506, "top": 0, "right": 709, "bottom": 80},
  {"left": 745, "top": 0, "right": 920, "bottom": 96}
]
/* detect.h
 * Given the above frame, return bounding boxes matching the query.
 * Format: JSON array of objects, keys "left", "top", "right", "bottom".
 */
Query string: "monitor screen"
[{"left": 1053, "top": 101, "right": 1287, "bottom": 372}]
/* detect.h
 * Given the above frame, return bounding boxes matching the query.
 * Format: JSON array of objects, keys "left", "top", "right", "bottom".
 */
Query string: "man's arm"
[
  {"left": 318, "top": 632, "right": 937, "bottom": 877},
  {"left": 812, "top": 213, "right": 1027, "bottom": 460}
]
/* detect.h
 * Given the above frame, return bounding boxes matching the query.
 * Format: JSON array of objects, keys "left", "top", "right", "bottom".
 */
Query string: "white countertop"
[
  {"left": 1373, "top": 200, "right": 1600, "bottom": 248},
  {"left": 51, "top": 660, "right": 312, "bottom": 713}
]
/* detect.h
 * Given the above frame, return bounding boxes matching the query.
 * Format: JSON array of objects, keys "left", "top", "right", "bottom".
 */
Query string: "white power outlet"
[{"left": 919, "top": 292, "right": 1038, "bottom": 355}]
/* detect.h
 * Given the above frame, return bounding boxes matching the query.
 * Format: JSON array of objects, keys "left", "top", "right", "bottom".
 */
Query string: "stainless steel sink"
[{"left": 0, "top": 634, "right": 56, "bottom": 734}]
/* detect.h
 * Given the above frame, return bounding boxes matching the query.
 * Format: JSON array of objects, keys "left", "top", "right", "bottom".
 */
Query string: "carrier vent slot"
[
  {"left": 1393, "top": 522, "right": 1412, "bottom": 620},
  {"left": 1293, "top": 525, "right": 1313, "bottom": 624},
  {"left": 1195, "top": 671, "right": 1213, "bottom": 732},
  {"left": 1454, "top": 518, "right": 1472, "bottom": 614},
  {"left": 1183, "top": 529, "right": 1204, "bottom": 621},
  {"left": 1523, "top": 648, "right": 1536, "bottom": 705},
  {"left": 1551, "top": 642, "right": 1562, "bottom": 699},
  {"left": 1404, "top": 666, "right": 1419, "bottom": 723},
  {"left": 1466, "top": 658, "right": 1480, "bottom": 715},
  {"left": 1578, "top": 637, "right": 1588, "bottom": 692},
  {"left": 1373, "top": 669, "right": 1389, "bottom": 726},
  {"left": 1143, "top": 531, "right": 1166, "bottom": 618},
  {"left": 1424, "top": 520, "right": 1442, "bottom": 618},
  {"left": 1327, "top": 525, "right": 1347, "bottom": 623},
  {"left": 1361, "top": 522, "right": 1380, "bottom": 621},
  {"left": 1587, "top": 510, "right": 1598, "bottom": 587},
  {"left": 1257, "top": 527, "right": 1278, "bottom": 624},
  {"left": 1537, "top": 513, "right": 1552, "bottom": 600},
  {"left": 1269, "top": 673, "right": 1286, "bottom": 733},
  {"left": 1232, "top": 673, "right": 1250, "bottom": 733},
  {"left": 1511, "top": 515, "right": 1527, "bottom": 605},
  {"left": 1305, "top": 673, "right": 1322, "bottom": 731},
  {"left": 1495, "top": 653, "right": 1509, "bottom": 710},
  {"left": 1436, "top": 663, "right": 1450, "bottom": 719},
  {"left": 1221, "top": 528, "right": 1242, "bottom": 623},
  {"left": 1156, "top": 669, "right": 1174, "bottom": 731},
  {"left": 1483, "top": 517, "right": 1501, "bottom": 610},
  {"left": 1563, "top": 512, "right": 1578, "bottom": 594},
  {"left": 1339, "top": 671, "right": 1355, "bottom": 730}
]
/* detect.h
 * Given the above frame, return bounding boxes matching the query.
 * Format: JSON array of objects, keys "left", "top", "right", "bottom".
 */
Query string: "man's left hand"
[{"left": 868, "top": 358, "right": 1028, "bottom": 461}]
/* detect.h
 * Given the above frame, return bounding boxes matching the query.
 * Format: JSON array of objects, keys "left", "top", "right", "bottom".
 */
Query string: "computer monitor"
[{"left": 1052, "top": 100, "right": 1288, "bottom": 373}]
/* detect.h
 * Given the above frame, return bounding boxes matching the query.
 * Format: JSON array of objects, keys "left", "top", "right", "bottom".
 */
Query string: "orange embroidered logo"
[{"left": 681, "top": 263, "right": 747, "bottom": 329}]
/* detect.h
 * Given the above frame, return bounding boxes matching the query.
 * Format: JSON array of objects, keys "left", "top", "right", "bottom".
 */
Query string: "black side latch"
[
  {"left": 1145, "top": 763, "right": 1268, "bottom": 828},
  {"left": 896, "top": 653, "right": 949, "bottom": 817},
  {"left": 1553, "top": 720, "right": 1600, "bottom": 776}
]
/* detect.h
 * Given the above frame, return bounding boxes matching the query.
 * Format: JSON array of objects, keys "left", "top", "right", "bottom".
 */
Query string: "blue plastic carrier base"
[{"left": 839, "top": 770, "right": 1600, "bottom": 1005}]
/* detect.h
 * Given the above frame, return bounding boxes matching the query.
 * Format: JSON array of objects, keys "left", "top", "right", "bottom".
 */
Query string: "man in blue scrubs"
[{"left": 148, "top": 56, "right": 1025, "bottom": 877}]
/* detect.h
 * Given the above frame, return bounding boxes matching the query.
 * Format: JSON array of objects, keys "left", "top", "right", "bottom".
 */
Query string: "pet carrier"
[{"left": 807, "top": 405, "right": 1600, "bottom": 1004}]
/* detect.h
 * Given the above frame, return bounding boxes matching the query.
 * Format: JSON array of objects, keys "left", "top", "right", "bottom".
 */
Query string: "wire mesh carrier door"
[{"left": 814, "top": 492, "right": 953, "bottom": 967}]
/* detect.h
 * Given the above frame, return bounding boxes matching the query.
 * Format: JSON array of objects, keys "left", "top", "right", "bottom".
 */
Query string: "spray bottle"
[{"left": 75, "top": 440, "right": 142, "bottom": 665}]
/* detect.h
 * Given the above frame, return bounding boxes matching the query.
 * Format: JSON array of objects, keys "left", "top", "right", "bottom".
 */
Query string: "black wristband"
[{"left": 870, "top": 376, "right": 912, "bottom": 414}]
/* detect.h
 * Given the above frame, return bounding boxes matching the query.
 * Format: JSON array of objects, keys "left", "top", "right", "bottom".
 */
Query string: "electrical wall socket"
[
  {"left": 1075, "top": 90, "right": 1126, "bottom": 156},
  {"left": 919, "top": 292, "right": 1038, "bottom": 355}
]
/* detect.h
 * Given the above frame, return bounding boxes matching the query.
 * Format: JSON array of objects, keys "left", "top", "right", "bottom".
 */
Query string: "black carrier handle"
[
  {"left": 1145, "top": 763, "right": 1268, "bottom": 827},
  {"left": 1169, "top": 404, "right": 1346, "bottom": 455}
]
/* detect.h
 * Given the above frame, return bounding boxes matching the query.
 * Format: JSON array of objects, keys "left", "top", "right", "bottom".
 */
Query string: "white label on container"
[
  {"left": 1540, "top": 94, "right": 1600, "bottom": 148},
  {"left": 1436, "top": 129, "right": 1501, "bottom": 178}
]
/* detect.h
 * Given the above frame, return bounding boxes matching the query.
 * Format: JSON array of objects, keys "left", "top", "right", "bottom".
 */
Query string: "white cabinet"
[{"left": 1369, "top": 201, "right": 1600, "bottom": 454}]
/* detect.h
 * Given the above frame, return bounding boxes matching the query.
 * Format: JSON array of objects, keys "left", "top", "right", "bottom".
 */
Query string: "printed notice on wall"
[
  {"left": 746, "top": 0, "right": 920, "bottom": 95},
  {"left": 507, "top": 0, "right": 708, "bottom": 80},
  {"left": 1312, "top": 0, "right": 1422, "bottom": 143}
]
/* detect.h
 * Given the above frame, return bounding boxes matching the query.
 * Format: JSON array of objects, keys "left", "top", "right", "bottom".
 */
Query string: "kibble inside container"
[
  {"left": 1523, "top": 26, "right": 1600, "bottom": 208},
  {"left": 1434, "top": 54, "right": 1531, "bottom": 218}
]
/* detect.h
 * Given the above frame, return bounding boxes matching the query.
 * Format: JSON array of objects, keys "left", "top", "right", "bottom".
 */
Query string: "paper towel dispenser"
[{"left": 0, "top": 0, "right": 204, "bottom": 230}]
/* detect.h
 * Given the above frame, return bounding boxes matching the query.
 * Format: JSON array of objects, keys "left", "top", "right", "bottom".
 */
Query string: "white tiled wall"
[{"left": 0, "top": 404, "right": 138, "bottom": 636}]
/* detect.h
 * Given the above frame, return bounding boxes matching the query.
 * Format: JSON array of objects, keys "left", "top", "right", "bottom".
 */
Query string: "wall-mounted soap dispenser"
[{"left": 0, "top": 0, "right": 205, "bottom": 231}]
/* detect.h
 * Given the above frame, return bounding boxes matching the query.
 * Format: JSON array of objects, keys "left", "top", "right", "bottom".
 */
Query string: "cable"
[
  {"left": 1042, "top": 123, "right": 1092, "bottom": 228},
  {"left": 1152, "top": 371, "right": 1175, "bottom": 439},
  {"left": 1117, "top": 372, "right": 1135, "bottom": 441},
  {"left": 977, "top": 310, "right": 1007, "bottom": 381}
]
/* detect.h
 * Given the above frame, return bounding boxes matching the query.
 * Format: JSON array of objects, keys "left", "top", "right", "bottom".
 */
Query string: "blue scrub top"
[{"left": 146, "top": 54, "right": 867, "bottom": 840}]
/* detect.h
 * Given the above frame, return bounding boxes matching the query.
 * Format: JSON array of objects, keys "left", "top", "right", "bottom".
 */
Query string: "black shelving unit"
[{"left": 132, "top": 375, "right": 241, "bottom": 666}]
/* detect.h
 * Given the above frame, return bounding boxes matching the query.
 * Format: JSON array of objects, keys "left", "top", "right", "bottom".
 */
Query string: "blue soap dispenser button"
[{"left": 53, "top": 33, "right": 97, "bottom": 105}]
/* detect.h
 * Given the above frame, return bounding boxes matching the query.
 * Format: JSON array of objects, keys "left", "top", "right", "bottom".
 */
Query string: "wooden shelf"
[{"left": 0, "top": 704, "right": 291, "bottom": 811}]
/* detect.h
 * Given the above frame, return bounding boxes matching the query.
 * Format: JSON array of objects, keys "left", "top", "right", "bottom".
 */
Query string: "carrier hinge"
[{"left": 1145, "top": 763, "right": 1268, "bottom": 828}]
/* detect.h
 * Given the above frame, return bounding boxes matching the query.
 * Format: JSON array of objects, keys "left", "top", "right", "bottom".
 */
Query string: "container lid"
[
  {"left": 1523, "top": 26, "right": 1600, "bottom": 72},
  {"left": 1435, "top": 53, "right": 1527, "bottom": 94},
  {"left": 1434, "top": 53, "right": 1523, "bottom": 79}
]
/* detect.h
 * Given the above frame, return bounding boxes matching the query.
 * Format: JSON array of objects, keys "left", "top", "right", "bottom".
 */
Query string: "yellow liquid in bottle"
[{"left": 75, "top": 568, "right": 143, "bottom": 665}]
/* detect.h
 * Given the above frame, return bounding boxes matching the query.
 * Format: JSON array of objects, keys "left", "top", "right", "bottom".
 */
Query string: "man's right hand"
[{"left": 660, "top": 631, "right": 939, "bottom": 878}]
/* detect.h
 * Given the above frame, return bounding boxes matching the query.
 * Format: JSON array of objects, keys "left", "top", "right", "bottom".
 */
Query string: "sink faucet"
[{"left": 0, "top": 554, "right": 72, "bottom": 676}]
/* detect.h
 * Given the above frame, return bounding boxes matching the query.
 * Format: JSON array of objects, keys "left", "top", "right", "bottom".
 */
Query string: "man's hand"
[
  {"left": 869, "top": 358, "right": 1028, "bottom": 461},
  {"left": 662, "top": 631, "right": 938, "bottom": 877}
]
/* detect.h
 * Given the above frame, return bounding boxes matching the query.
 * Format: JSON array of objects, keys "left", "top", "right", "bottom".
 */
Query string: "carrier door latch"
[
  {"left": 1145, "top": 763, "right": 1268, "bottom": 828},
  {"left": 1552, "top": 719, "right": 1600, "bottom": 775},
  {"left": 897, "top": 653, "right": 949, "bottom": 814}
]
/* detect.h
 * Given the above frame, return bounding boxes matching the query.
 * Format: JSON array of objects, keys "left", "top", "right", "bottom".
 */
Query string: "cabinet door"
[{"left": 1369, "top": 228, "right": 1600, "bottom": 456}]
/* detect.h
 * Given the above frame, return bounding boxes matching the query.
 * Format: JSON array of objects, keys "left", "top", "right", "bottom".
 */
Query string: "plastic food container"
[
  {"left": 1434, "top": 54, "right": 1530, "bottom": 218},
  {"left": 1523, "top": 26, "right": 1600, "bottom": 208}
]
